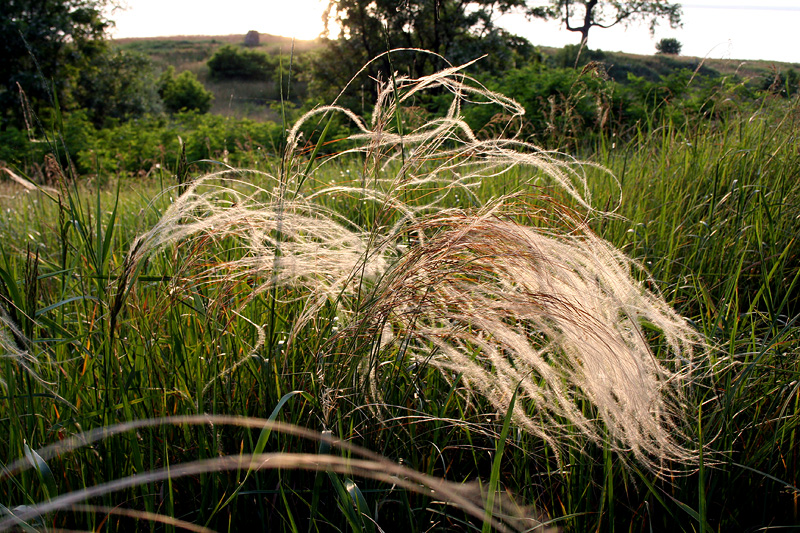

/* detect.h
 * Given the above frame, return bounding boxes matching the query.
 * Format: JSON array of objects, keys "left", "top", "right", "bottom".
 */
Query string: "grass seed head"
[{"left": 124, "top": 59, "right": 703, "bottom": 473}]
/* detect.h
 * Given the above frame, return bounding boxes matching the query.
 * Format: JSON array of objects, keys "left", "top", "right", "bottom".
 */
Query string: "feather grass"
[
  {"left": 118, "top": 60, "right": 703, "bottom": 475},
  {"left": 357, "top": 208, "right": 700, "bottom": 470},
  {"left": 3, "top": 55, "right": 798, "bottom": 531}
]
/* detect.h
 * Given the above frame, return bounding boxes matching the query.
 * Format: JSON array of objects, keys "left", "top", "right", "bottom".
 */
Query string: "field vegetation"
[{"left": 1, "top": 12, "right": 800, "bottom": 533}]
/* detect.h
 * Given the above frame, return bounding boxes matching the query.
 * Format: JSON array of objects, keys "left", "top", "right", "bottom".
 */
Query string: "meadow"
[{"left": 0, "top": 63, "right": 799, "bottom": 532}]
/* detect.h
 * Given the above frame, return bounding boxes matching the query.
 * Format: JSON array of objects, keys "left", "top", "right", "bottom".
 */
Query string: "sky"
[{"left": 108, "top": 1, "right": 800, "bottom": 64}]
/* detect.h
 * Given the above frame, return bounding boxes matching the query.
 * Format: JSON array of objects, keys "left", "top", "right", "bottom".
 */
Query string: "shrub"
[
  {"left": 656, "top": 38, "right": 682, "bottom": 55},
  {"left": 158, "top": 68, "right": 214, "bottom": 113},
  {"left": 207, "top": 45, "right": 276, "bottom": 81},
  {"left": 0, "top": 126, "right": 45, "bottom": 169},
  {"left": 67, "top": 112, "right": 283, "bottom": 175}
]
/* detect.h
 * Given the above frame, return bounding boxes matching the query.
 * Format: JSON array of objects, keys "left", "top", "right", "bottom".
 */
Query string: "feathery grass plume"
[
  {"left": 284, "top": 55, "right": 607, "bottom": 215},
  {"left": 126, "top": 172, "right": 396, "bottom": 343},
  {"left": 354, "top": 205, "right": 700, "bottom": 470},
  {"left": 123, "top": 59, "right": 604, "bottom": 336},
  {"left": 121, "top": 58, "right": 701, "bottom": 471}
]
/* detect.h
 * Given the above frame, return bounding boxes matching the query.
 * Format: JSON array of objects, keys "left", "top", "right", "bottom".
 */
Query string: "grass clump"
[
  {"left": 0, "top": 58, "right": 798, "bottom": 531},
  {"left": 121, "top": 63, "right": 701, "bottom": 470}
]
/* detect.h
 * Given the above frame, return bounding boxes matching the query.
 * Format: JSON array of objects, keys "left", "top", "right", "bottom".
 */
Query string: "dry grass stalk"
[{"left": 0, "top": 415, "right": 553, "bottom": 533}]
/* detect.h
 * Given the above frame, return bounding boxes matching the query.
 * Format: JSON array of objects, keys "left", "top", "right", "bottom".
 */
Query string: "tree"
[
  {"left": 655, "top": 37, "right": 682, "bottom": 55},
  {"left": 313, "top": 0, "right": 532, "bottom": 105},
  {"left": 0, "top": 0, "right": 111, "bottom": 127},
  {"left": 74, "top": 49, "right": 164, "bottom": 126},
  {"left": 529, "top": 1, "right": 681, "bottom": 46}
]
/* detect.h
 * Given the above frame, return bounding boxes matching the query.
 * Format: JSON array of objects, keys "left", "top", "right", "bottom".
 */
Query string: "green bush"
[
  {"left": 158, "top": 68, "right": 214, "bottom": 113},
  {"left": 0, "top": 126, "right": 46, "bottom": 169},
  {"left": 625, "top": 69, "right": 691, "bottom": 111},
  {"left": 656, "top": 37, "right": 682, "bottom": 55},
  {"left": 448, "top": 30, "right": 542, "bottom": 75},
  {"left": 207, "top": 45, "right": 277, "bottom": 81},
  {"left": 66, "top": 112, "right": 283, "bottom": 175},
  {"left": 459, "top": 58, "right": 758, "bottom": 148}
]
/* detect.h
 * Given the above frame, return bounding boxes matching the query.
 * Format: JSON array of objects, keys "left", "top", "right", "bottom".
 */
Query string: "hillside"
[
  {"left": 112, "top": 33, "right": 799, "bottom": 122},
  {"left": 112, "top": 33, "right": 321, "bottom": 69},
  {"left": 112, "top": 33, "right": 321, "bottom": 120},
  {"left": 536, "top": 44, "right": 800, "bottom": 85}
]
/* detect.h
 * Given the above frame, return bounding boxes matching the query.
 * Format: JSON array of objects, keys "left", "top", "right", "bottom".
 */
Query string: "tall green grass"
[{"left": 0, "top": 66, "right": 798, "bottom": 532}]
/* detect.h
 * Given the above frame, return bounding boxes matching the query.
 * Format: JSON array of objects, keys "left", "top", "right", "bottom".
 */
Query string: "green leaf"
[
  {"left": 345, "top": 478, "right": 375, "bottom": 533},
  {"left": 209, "top": 390, "right": 308, "bottom": 519},
  {"left": 24, "top": 442, "right": 57, "bottom": 500},
  {"left": 482, "top": 385, "right": 518, "bottom": 533}
]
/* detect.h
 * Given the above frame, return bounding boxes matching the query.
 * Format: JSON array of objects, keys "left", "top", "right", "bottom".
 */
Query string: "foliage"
[
  {"left": 312, "top": 0, "right": 530, "bottom": 105},
  {"left": 0, "top": 47, "right": 777, "bottom": 177},
  {"left": 0, "top": 0, "right": 110, "bottom": 128},
  {"left": 0, "top": 111, "right": 283, "bottom": 177},
  {"left": 458, "top": 53, "right": 767, "bottom": 149},
  {"left": 465, "top": 63, "right": 615, "bottom": 145},
  {"left": 3, "top": 39, "right": 782, "bottom": 181},
  {"left": 529, "top": 0, "right": 682, "bottom": 45},
  {"left": 158, "top": 67, "right": 214, "bottom": 114},
  {"left": 74, "top": 47, "right": 164, "bottom": 126},
  {"left": 80, "top": 112, "right": 282, "bottom": 175},
  {"left": 623, "top": 68, "right": 692, "bottom": 115},
  {"left": 655, "top": 37, "right": 682, "bottom": 55},
  {"left": 207, "top": 45, "right": 278, "bottom": 81},
  {"left": 0, "top": 126, "right": 45, "bottom": 169},
  {"left": 447, "top": 29, "right": 542, "bottom": 73}
]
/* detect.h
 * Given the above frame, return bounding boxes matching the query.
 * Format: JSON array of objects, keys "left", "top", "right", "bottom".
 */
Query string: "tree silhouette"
[
  {"left": 656, "top": 37, "right": 682, "bottom": 55},
  {"left": 313, "top": 0, "right": 534, "bottom": 105},
  {"left": 529, "top": 0, "right": 681, "bottom": 46}
]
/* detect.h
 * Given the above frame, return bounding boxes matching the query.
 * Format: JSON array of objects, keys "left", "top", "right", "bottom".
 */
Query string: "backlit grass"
[{"left": 1, "top": 67, "right": 798, "bottom": 532}]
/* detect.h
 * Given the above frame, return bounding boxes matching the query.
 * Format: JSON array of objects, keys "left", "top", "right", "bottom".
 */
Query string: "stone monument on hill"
[{"left": 244, "top": 31, "right": 260, "bottom": 47}]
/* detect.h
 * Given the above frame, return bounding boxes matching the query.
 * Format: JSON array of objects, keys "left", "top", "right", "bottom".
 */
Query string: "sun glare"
[
  {"left": 110, "top": 0, "right": 339, "bottom": 41},
  {"left": 260, "top": 1, "right": 330, "bottom": 40}
]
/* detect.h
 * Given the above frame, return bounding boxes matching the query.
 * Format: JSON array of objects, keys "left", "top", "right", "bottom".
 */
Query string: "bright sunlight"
[{"left": 110, "top": 0, "right": 335, "bottom": 40}]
